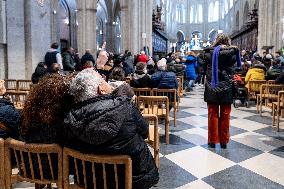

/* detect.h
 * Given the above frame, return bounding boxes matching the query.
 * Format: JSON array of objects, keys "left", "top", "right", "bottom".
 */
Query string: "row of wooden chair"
[
  {"left": 0, "top": 114, "right": 159, "bottom": 189},
  {"left": 4, "top": 79, "right": 32, "bottom": 92}
]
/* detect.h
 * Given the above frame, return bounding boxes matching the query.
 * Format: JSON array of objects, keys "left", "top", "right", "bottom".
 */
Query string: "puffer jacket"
[
  {"left": 0, "top": 98, "right": 20, "bottom": 139},
  {"left": 185, "top": 55, "right": 197, "bottom": 80},
  {"left": 201, "top": 46, "right": 239, "bottom": 105},
  {"left": 245, "top": 64, "right": 266, "bottom": 89},
  {"left": 167, "top": 62, "right": 185, "bottom": 77},
  {"left": 151, "top": 71, "right": 178, "bottom": 89},
  {"left": 63, "top": 95, "right": 159, "bottom": 189}
]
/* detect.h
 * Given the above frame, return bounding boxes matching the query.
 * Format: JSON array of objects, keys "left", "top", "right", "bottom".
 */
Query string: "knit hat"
[
  {"left": 96, "top": 51, "right": 109, "bottom": 69},
  {"left": 136, "top": 62, "right": 146, "bottom": 73},
  {"left": 0, "top": 80, "right": 6, "bottom": 96},
  {"left": 69, "top": 68, "right": 104, "bottom": 102}
]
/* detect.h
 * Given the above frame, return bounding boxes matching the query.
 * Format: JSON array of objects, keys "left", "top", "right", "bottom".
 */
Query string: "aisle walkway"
[{"left": 153, "top": 85, "right": 284, "bottom": 189}]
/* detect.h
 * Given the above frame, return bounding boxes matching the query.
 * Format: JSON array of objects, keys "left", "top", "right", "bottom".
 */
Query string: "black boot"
[
  {"left": 208, "top": 143, "right": 216, "bottom": 148},
  {"left": 220, "top": 144, "right": 227, "bottom": 149}
]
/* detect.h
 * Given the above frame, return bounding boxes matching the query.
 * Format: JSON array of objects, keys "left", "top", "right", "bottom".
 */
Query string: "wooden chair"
[
  {"left": 4, "top": 79, "right": 17, "bottom": 91},
  {"left": 132, "top": 88, "right": 153, "bottom": 105},
  {"left": 0, "top": 138, "right": 4, "bottom": 189},
  {"left": 17, "top": 80, "right": 32, "bottom": 92},
  {"left": 152, "top": 88, "right": 178, "bottom": 128},
  {"left": 63, "top": 148, "right": 132, "bottom": 189},
  {"left": 177, "top": 76, "right": 184, "bottom": 97},
  {"left": 5, "top": 91, "right": 28, "bottom": 109},
  {"left": 4, "top": 138, "right": 63, "bottom": 189},
  {"left": 257, "top": 84, "right": 284, "bottom": 116},
  {"left": 247, "top": 80, "right": 267, "bottom": 101},
  {"left": 143, "top": 114, "right": 160, "bottom": 168},
  {"left": 138, "top": 96, "right": 170, "bottom": 144},
  {"left": 272, "top": 91, "right": 284, "bottom": 132}
]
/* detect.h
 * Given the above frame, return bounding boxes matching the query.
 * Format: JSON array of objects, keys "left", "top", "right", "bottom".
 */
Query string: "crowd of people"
[{"left": 1, "top": 33, "right": 284, "bottom": 188}]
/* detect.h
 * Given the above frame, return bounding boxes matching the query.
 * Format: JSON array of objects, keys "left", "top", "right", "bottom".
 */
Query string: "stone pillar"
[
  {"left": 76, "top": 0, "right": 97, "bottom": 56},
  {"left": 257, "top": 0, "right": 265, "bottom": 54},
  {"left": 105, "top": 21, "right": 116, "bottom": 53},
  {"left": 120, "top": 2, "right": 129, "bottom": 53}
]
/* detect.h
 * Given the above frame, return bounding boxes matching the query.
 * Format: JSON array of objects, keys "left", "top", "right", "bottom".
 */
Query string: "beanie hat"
[{"left": 0, "top": 80, "right": 6, "bottom": 96}]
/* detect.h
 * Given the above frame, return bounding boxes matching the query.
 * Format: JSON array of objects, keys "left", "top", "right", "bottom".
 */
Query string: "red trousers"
[{"left": 208, "top": 104, "right": 231, "bottom": 144}]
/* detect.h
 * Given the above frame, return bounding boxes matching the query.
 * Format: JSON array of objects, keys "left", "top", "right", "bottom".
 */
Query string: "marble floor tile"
[
  {"left": 230, "top": 118, "right": 269, "bottom": 132},
  {"left": 178, "top": 115, "right": 208, "bottom": 128},
  {"left": 240, "top": 153, "right": 284, "bottom": 186},
  {"left": 231, "top": 132, "right": 284, "bottom": 152},
  {"left": 176, "top": 179, "right": 214, "bottom": 189},
  {"left": 203, "top": 165, "right": 284, "bottom": 189},
  {"left": 166, "top": 146, "right": 236, "bottom": 179}
]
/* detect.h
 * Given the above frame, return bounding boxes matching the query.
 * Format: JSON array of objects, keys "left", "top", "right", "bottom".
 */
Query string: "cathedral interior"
[{"left": 0, "top": 0, "right": 284, "bottom": 189}]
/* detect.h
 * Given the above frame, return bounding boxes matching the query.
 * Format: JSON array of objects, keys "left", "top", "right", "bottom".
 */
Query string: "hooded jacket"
[
  {"left": 245, "top": 64, "right": 266, "bottom": 89},
  {"left": 130, "top": 71, "right": 152, "bottom": 88},
  {"left": 0, "top": 98, "right": 20, "bottom": 139},
  {"left": 185, "top": 55, "right": 198, "bottom": 80},
  {"left": 64, "top": 95, "right": 159, "bottom": 189}
]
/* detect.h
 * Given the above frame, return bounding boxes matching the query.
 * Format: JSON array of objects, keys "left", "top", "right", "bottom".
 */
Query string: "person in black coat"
[
  {"left": 201, "top": 33, "right": 241, "bottom": 149},
  {"left": 81, "top": 49, "right": 96, "bottom": 68},
  {"left": 64, "top": 68, "right": 159, "bottom": 189},
  {"left": 0, "top": 80, "right": 20, "bottom": 139},
  {"left": 130, "top": 62, "right": 152, "bottom": 88},
  {"left": 31, "top": 62, "right": 48, "bottom": 84}
]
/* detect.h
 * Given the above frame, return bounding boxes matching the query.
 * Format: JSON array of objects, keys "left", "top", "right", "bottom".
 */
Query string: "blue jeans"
[{"left": 185, "top": 79, "right": 195, "bottom": 90}]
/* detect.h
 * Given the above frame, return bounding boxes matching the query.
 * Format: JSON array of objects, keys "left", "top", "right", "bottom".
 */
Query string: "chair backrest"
[
  {"left": 263, "top": 84, "right": 284, "bottom": 99},
  {"left": 63, "top": 148, "right": 132, "bottom": 189},
  {"left": 176, "top": 78, "right": 182, "bottom": 96},
  {"left": 248, "top": 80, "right": 267, "bottom": 93},
  {"left": 142, "top": 114, "right": 160, "bottom": 168},
  {"left": 17, "top": 80, "right": 32, "bottom": 91},
  {"left": 133, "top": 88, "right": 153, "bottom": 97},
  {"left": 152, "top": 88, "right": 177, "bottom": 106},
  {"left": 4, "top": 138, "right": 63, "bottom": 188},
  {"left": 176, "top": 76, "right": 184, "bottom": 94},
  {"left": 4, "top": 79, "right": 17, "bottom": 91},
  {"left": 5, "top": 91, "right": 28, "bottom": 108},
  {"left": 0, "top": 138, "right": 4, "bottom": 188},
  {"left": 137, "top": 96, "right": 169, "bottom": 118}
]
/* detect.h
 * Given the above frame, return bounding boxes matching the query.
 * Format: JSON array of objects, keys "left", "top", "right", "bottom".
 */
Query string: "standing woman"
[{"left": 202, "top": 34, "right": 241, "bottom": 149}]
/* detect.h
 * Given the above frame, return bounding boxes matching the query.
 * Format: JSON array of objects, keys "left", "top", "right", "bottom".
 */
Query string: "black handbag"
[{"left": 205, "top": 80, "right": 234, "bottom": 104}]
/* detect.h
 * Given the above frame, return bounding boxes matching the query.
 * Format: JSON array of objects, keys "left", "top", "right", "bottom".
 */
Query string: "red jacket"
[{"left": 137, "top": 54, "right": 148, "bottom": 64}]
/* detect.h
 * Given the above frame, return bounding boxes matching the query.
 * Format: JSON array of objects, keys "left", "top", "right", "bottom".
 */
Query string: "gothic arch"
[{"left": 177, "top": 30, "right": 185, "bottom": 51}]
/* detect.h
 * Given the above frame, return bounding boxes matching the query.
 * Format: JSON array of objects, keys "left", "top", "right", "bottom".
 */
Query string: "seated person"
[
  {"left": 151, "top": 58, "right": 178, "bottom": 89},
  {"left": 266, "top": 59, "right": 282, "bottom": 80},
  {"left": 20, "top": 74, "right": 73, "bottom": 143},
  {"left": 0, "top": 80, "right": 20, "bottom": 139},
  {"left": 31, "top": 62, "right": 48, "bottom": 84},
  {"left": 167, "top": 59, "right": 185, "bottom": 77},
  {"left": 64, "top": 68, "right": 159, "bottom": 189},
  {"left": 109, "top": 67, "right": 134, "bottom": 98},
  {"left": 130, "top": 62, "right": 152, "bottom": 88},
  {"left": 245, "top": 61, "right": 266, "bottom": 89}
]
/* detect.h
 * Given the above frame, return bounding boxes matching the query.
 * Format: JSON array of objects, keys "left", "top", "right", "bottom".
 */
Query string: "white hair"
[
  {"left": 157, "top": 58, "right": 167, "bottom": 71},
  {"left": 70, "top": 68, "right": 104, "bottom": 102}
]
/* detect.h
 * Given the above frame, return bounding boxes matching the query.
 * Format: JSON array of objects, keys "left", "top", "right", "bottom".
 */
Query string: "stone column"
[
  {"left": 76, "top": 0, "right": 97, "bottom": 56},
  {"left": 105, "top": 21, "right": 116, "bottom": 53},
  {"left": 120, "top": 1, "right": 129, "bottom": 53},
  {"left": 257, "top": 0, "right": 265, "bottom": 54}
]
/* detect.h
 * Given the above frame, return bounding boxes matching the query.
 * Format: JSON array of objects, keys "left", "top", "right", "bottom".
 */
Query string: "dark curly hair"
[
  {"left": 212, "top": 33, "right": 231, "bottom": 47},
  {"left": 21, "top": 74, "right": 73, "bottom": 134}
]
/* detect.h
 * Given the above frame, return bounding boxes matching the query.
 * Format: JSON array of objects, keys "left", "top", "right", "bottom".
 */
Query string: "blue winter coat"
[
  {"left": 0, "top": 98, "right": 20, "bottom": 139},
  {"left": 151, "top": 71, "right": 178, "bottom": 89},
  {"left": 185, "top": 55, "right": 197, "bottom": 80}
]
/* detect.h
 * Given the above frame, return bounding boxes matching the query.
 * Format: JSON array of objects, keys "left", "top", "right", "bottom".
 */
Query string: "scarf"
[
  {"left": 211, "top": 46, "right": 242, "bottom": 88},
  {"left": 211, "top": 45, "right": 222, "bottom": 88}
]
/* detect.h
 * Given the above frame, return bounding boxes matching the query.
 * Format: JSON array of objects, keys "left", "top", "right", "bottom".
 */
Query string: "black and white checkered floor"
[{"left": 15, "top": 86, "right": 284, "bottom": 189}]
